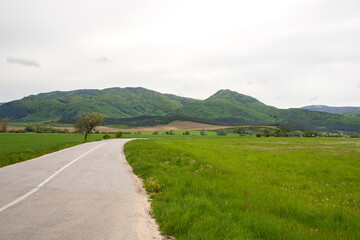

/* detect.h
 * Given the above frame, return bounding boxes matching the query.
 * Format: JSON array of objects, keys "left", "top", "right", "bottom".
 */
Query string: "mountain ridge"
[
  {"left": 301, "top": 105, "right": 360, "bottom": 114},
  {"left": 1, "top": 87, "right": 360, "bottom": 132}
]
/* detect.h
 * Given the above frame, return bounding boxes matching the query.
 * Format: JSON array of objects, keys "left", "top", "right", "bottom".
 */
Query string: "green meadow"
[
  {"left": 0, "top": 133, "right": 105, "bottom": 167},
  {"left": 124, "top": 138, "right": 360, "bottom": 239}
]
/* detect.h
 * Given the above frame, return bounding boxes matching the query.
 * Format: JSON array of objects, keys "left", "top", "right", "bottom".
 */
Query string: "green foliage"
[
  {"left": 344, "top": 108, "right": 360, "bottom": 119},
  {"left": 0, "top": 116, "right": 9, "bottom": 132},
  {"left": 125, "top": 138, "right": 360, "bottom": 239},
  {"left": 274, "top": 129, "right": 288, "bottom": 137},
  {"left": 304, "top": 131, "right": 322, "bottom": 137},
  {"left": 115, "top": 131, "right": 123, "bottom": 138},
  {"left": 103, "top": 134, "right": 111, "bottom": 139},
  {"left": 256, "top": 133, "right": 261, "bottom": 137},
  {"left": 238, "top": 127, "right": 246, "bottom": 136},
  {"left": 25, "top": 125, "right": 35, "bottom": 132},
  {"left": 75, "top": 112, "right": 104, "bottom": 141},
  {"left": 34, "top": 126, "right": 68, "bottom": 133},
  {"left": 182, "top": 131, "right": 190, "bottom": 135},
  {"left": 8, "top": 129, "right": 27, "bottom": 133},
  {"left": 144, "top": 177, "right": 163, "bottom": 194},
  {"left": 216, "top": 129, "right": 228, "bottom": 136},
  {"left": 276, "top": 123, "right": 307, "bottom": 132}
]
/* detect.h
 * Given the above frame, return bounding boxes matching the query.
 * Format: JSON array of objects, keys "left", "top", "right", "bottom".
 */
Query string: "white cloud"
[
  {"left": 309, "top": 96, "right": 319, "bottom": 101},
  {"left": 92, "top": 57, "right": 113, "bottom": 63},
  {"left": 6, "top": 57, "right": 40, "bottom": 67}
]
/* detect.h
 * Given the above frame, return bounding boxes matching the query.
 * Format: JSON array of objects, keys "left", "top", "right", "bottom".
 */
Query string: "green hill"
[
  {"left": 172, "top": 90, "right": 277, "bottom": 125},
  {"left": 0, "top": 87, "right": 185, "bottom": 121},
  {"left": 343, "top": 109, "right": 360, "bottom": 119},
  {"left": 302, "top": 105, "right": 360, "bottom": 114},
  {"left": 173, "top": 90, "right": 360, "bottom": 131},
  {"left": 1, "top": 87, "right": 360, "bottom": 132}
]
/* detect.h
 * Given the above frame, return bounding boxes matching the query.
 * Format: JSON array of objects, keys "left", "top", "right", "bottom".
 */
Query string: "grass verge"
[{"left": 124, "top": 138, "right": 360, "bottom": 239}]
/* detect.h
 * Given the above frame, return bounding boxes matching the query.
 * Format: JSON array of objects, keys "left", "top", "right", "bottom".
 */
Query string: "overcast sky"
[{"left": 1, "top": 0, "right": 360, "bottom": 108}]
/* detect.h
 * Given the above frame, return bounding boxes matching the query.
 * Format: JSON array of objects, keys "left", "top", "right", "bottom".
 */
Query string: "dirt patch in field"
[
  {"left": 121, "top": 121, "right": 230, "bottom": 132},
  {"left": 9, "top": 121, "right": 230, "bottom": 133},
  {"left": 7, "top": 126, "right": 25, "bottom": 131}
]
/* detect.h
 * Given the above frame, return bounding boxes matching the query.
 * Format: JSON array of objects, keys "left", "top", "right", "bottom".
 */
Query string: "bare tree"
[
  {"left": 75, "top": 113, "right": 104, "bottom": 142},
  {"left": 0, "top": 116, "right": 9, "bottom": 132}
]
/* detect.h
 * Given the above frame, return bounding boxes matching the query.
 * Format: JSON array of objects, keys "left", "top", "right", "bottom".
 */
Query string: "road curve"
[{"left": 0, "top": 139, "right": 163, "bottom": 240}]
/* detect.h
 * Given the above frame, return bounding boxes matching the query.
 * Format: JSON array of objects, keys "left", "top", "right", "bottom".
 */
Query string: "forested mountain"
[
  {"left": 172, "top": 90, "right": 277, "bottom": 125},
  {"left": 301, "top": 105, "right": 360, "bottom": 114},
  {"left": 1, "top": 87, "right": 360, "bottom": 131},
  {"left": 173, "top": 90, "right": 360, "bottom": 131},
  {"left": 0, "top": 88, "right": 186, "bottom": 121},
  {"left": 343, "top": 109, "right": 360, "bottom": 119}
]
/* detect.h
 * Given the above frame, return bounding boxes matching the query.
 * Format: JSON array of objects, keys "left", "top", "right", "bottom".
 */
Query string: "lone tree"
[
  {"left": 0, "top": 116, "right": 9, "bottom": 132},
  {"left": 75, "top": 113, "right": 104, "bottom": 142}
]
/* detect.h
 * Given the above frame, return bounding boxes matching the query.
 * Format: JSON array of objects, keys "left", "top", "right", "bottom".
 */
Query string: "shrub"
[
  {"left": 165, "top": 130, "right": 175, "bottom": 135},
  {"left": 256, "top": 133, "right": 261, "bottom": 137},
  {"left": 9, "top": 129, "right": 27, "bottom": 133},
  {"left": 304, "top": 131, "right": 321, "bottom": 137},
  {"left": 216, "top": 130, "right": 227, "bottom": 136},
  {"left": 103, "top": 134, "right": 111, "bottom": 139},
  {"left": 152, "top": 131, "right": 159, "bottom": 135},
  {"left": 116, "top": 131, "right": 123, "bottom": 138},
  {"left": 144, "top": 177, "right": 163, "bottom": 194},
  {"left": 25, "top": 125, "right": 36, "bottom": 132}
]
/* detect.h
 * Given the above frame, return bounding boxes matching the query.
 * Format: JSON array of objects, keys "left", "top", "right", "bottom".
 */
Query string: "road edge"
[{"left": 121, "top": 139, "right": 174, "bottom": 240}]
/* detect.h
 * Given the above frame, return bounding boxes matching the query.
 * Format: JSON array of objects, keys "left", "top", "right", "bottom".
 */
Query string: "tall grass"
[{"left": 125, "top": 138, "right": 360, "bottom": 239}]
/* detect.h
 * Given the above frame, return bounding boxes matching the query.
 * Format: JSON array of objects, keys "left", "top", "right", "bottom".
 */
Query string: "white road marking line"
[{"left": 0, "top": 143, "right": 107, "bottom": 213}]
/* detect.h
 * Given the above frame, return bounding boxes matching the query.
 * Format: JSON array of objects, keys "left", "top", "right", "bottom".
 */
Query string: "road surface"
[{"left": 0, "top": 139, "right": 163, "bottom": 240}]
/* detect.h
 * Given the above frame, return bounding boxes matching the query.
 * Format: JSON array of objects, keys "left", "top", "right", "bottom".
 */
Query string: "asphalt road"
[{"left": 0, "top": 139, "right": 162, "bottom": 240}]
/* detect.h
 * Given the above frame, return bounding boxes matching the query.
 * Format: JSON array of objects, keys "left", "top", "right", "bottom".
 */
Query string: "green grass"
[
  {"left": 124, "top": 138, "right": 360, "bottom": 239},
  {"left": 0, "top": 133, "right": 108, "bottom": 167}
]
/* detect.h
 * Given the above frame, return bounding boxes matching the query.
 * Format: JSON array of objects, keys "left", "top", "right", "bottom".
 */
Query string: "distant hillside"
[
  {"left": 301, "top": 105, "right": 360, "bottom": 114},
  {"left": 0, "top": 87, "right": 187, "bottom": 121},
  {"left": 1, "top": 87, "right": 360, "bottom": 132},
  {"left": 343, "top": 109, "right": 360, "bottom": 119},
  {"left": 173, "top": 90, "right": 360, "bottom": 131},
  {"left": 172, "top": 89, "right": 277, "bottom": 125}
]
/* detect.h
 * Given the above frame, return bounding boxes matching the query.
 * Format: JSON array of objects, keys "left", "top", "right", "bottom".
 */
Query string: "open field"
[
  {"left": 119, "top": 121, "right": 231, "bottom": 131},
  {"left": 124, "top": 138, "right": 360, "bottom": 239},
  {"left": 0, "top": 133, "right": 106, "bottom": 167},
  {"left": 8, "top": 121, "right": 230, "bottom": 133}
]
